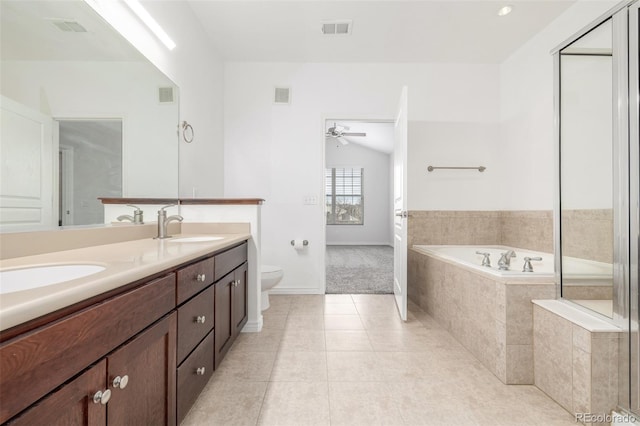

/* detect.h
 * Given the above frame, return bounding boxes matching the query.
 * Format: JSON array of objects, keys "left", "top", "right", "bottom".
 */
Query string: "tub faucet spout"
[{"left": 498, "top": 250, "right": 516, "bottom": 270}]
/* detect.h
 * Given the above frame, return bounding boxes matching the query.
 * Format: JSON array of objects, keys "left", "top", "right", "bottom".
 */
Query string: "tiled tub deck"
[{"left": 408, "top": 247, "right": 555, "bottom": 385}]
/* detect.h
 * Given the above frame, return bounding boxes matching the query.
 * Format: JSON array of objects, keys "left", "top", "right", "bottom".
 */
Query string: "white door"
[
  {"left": 0, "top": 96, "right": 55, "bottom": 230},
  {"left": 393, "top": 86, "right": 408, "bottom": 320}
]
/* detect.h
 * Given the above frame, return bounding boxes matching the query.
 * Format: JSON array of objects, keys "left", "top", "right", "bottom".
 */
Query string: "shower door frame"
[
  {"left": 553, "top": 0, "right": 640, "bottom": 415},
  {"left": 628, "top": 0, "right": 640, "bottom": 417}
]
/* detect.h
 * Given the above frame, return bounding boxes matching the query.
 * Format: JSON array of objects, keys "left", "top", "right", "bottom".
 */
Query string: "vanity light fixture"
[
  {"left": 497, "top": 5, "right": 513, "bottom": 17},
  {"left": 123, "top": 0, "right": 176, "bottom": 50}
]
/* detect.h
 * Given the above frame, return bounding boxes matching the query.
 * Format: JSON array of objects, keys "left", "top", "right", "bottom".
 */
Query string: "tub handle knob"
[
  {"left": 475, "top": 251, "right": 491, "bottom": 267},
  {"left": 522, "top": 257, "right": 542, "bottom": 272}
]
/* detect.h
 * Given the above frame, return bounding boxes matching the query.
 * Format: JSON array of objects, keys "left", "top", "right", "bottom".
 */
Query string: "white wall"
[
  {"left": 88, "top": 0, "right": 225, "bottom": 197},
  {"left": 223, "top": 62, "right": 499, "bottom": 292},
  {"left": 325, "top": 140, "right": 392, "bottom": 245},
  {"left": 499, "top": 0, "right": 619, "bottom": 211}
]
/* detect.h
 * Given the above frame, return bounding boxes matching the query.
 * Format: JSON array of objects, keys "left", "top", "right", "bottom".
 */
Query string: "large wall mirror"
[
  {"left": 558, "top": 18, "right": 615, "bottom": 318},
  {"left": 0, "top": 0, "right": 179, "bottom": 231}
]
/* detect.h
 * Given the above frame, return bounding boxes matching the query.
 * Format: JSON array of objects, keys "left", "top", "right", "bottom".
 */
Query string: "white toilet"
[{"left": 261, "top": 265, "right": 283, "bottom": 311}]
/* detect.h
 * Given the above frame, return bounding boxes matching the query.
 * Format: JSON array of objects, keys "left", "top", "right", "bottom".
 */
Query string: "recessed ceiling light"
[{"left": 497, "top": 5, "right": 513, "bottom": 17}]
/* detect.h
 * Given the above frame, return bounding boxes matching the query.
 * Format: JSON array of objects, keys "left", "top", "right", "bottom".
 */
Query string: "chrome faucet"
[
  {"left": 498, "top": 250, "right": 516, "bottom": 270},
  {"left": 475, "top": 251, "right": 491, "bottom": 267},
  {"left": 522, "top": 256, "right": 543, "bottom": 272},
  {"left": 155, "top": 205, "right": 183, "bottom": 239},
  {"left": 117, "top": 205, "right": 144, "bottom": 224}
]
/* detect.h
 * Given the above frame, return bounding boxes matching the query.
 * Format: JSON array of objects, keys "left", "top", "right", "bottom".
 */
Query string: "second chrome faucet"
[{"left": 155, "top": 205, "right": 183, "bottom": 239}]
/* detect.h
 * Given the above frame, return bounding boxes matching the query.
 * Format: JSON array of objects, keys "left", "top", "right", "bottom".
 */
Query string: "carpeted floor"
[{"left": 325, "top": 245, "right": 394, "bottom": 294}]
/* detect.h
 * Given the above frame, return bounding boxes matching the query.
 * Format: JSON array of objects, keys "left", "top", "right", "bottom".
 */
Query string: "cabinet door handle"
[
  {"left": 93, "top": 389, "right": 112, "bottom": 405},
  {"left": 112, "top": 375, "right": 129, "bottom": 389},
  {"left": 196, "top": 367, "right": 206, "bottom": 376},
  {"left": 195, "top": 315, "right": 206, "bottom": 324},
  {"left": 196, "top": 273, "right": 206, "bottom": 282},
  {"left": 232, "top": 280, "right": 239, "bottom": 287}
]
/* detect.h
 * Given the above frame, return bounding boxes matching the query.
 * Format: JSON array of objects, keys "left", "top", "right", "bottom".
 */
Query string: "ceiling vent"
[
  {"left": 321, "top": 20, "right": 352, "bottom": 35},
  {"left": 274, "top": 87, "right": 291, "bottom": 105},
  {"left": 158, "top": 87, "right": 175, "bottom": 104},
  {"left": 51, "top": 20, "right": 87, "bottom": 33}
]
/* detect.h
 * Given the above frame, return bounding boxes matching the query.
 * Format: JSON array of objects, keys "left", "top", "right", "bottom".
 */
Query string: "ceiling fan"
[{"left": 325, "top": 123, "right": 366, "bottom": 145}]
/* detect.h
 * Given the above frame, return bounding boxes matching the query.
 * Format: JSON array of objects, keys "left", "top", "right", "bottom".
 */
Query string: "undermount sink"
[
  {"left": 169, "top": 236, "right": 224, "bottom": 243},
  {"left": 0, "top": 264, "right": 106, "bottom": 294}
]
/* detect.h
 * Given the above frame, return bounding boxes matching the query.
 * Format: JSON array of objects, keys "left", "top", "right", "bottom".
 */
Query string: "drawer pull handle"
[
  {"left": 196, "top": 367, "right": 206, "bottom": 376},
  {"left": 112, "top": 375, "right": 129, "bottom": 390},
  {"left": 196, "top": 273, "right": 206, "bottom": 282},
  {"left": 93, "top": 389, "right": 111, "bottom": 405},
  {"left": 196, "top": 315, "right": 206, "bottom": 324}
]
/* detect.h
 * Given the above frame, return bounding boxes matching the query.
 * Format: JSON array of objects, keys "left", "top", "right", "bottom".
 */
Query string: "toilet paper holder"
[{"left": 290, "top": 240, "right": 309, "bottom": 246}]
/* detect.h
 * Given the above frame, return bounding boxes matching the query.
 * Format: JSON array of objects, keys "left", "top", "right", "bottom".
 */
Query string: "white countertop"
[{"left": 0, "top": 233, "right": 250, "bottom": 331}]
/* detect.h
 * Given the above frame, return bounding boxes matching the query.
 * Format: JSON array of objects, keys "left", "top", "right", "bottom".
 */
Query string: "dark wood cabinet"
[
  {"left": 0, "top": 274, "right": 175, "bottom": 424},
  {"left": 177, "top": 330, "right": 214, "bottom": 424},
  {"left": 177, "top": 284, "right": 215, "bottom": 364},
  {"left": 8, "top": 360, "right": 107, "bottom": 426},
  {"left": 214, "top": 249, "right": 248, "bottom": 369},
  {"left": 0, "top": 240, "right": 249, "bottom": 425},
  {"left": 176, "top": 257, "right": 215, "bottom": 305},
  {"left": 214, "top": 271, "right": 234, "bottom": 369},
  {"left": 8, "top": 313, "right": 177, "bottom": 426},
  {"left": 107, "top": 313, "right": 176, "bottom": 426},
  {"left": 233, "top": 262, "right": 248, "bottom": 337}
]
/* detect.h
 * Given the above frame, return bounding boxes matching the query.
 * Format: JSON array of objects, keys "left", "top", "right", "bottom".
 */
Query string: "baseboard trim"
[
  {"left": 241, "top": 318, "right": 263, "bottom": 333},
  {"left": 269, "top": 287, "right": 324, "bottom": 295},
  {"left": 326, "top": 242, "right": 393, "bottom": 246}
]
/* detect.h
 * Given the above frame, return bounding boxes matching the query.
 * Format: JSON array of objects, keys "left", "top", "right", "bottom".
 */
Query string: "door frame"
[{"left": 320, "top": 114, "right": 397, "bottom": 295}]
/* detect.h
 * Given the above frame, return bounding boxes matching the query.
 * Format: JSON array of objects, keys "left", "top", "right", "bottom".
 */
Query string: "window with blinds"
[{"left": 325, "top": 167, "right": 364, "bottom": 225}]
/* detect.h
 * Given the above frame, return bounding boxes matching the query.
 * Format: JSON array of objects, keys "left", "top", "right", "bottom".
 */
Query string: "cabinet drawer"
[
  {"left": 177, "top": 330, "right": 214, "bottom": 424},
  {"left": 176, "top": 257, "right": 215, "bottom": 304},
  {"left": 0, "top": 274, "right": 176, "bottom": 424},
  {"left": 214, "top": 242, "right": 247, "bottom": 281},
  {"left": 177, "top": 284, "right": 215, "bottom": 364}
]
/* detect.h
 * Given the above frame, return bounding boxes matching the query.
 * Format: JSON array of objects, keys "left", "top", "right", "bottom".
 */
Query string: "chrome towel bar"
[{"left": 427, "top": 166, "right": 486, "bottom": 172}]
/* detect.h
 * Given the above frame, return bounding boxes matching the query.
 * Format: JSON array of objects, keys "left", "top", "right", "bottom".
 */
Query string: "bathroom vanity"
[{"left": 0, "top": 236, "right": 249, "bottom": 425}]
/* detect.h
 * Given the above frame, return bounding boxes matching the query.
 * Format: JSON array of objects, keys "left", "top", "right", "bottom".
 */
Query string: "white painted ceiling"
[
  {"left": 187, "top": 0, "right": 577, "bottom": 63},
  {"left": 1, "top": 0, "right": 144, "bottom": 61},
  {"left": 325, "top": 120, "right": 394, "bottom": 154}
]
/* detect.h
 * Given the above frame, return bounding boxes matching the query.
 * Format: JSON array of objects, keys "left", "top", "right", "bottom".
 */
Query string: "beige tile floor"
[{"left": 181, "top": 294, "right": 576, "bottom": 426}]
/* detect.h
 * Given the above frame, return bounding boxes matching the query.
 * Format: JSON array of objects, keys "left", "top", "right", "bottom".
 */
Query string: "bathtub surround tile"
[
  {"left": 561, "top": 209, "right": 613, "bottom": 263},
  {"left": 499, "top": 210, "right": 554, "bottom": 253},
  {"left": 590, "top": 335, "right": 619, "bottom": 419},
  {"left": 533, "top": 304, "right": 573, "bottom": 412},
  {"left": 408, "top": 210, "right": 557, "bottom": 256},
  {"left": 410, "top": 247, "right": 555, "bottom": 385},
  {"left": 532, "top": 303, "right": 621, "bottom": 423}
]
